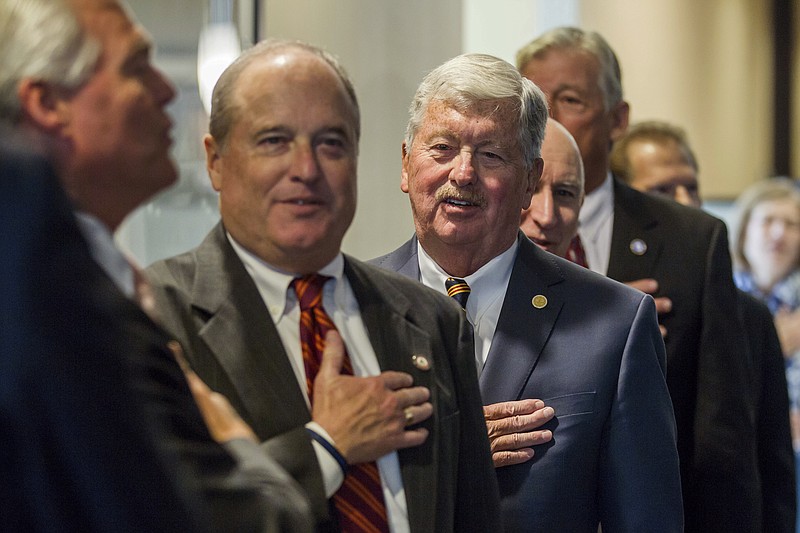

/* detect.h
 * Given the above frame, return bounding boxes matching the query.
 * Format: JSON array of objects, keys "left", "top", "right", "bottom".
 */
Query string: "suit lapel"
[
  {"left": 606, "top": 178, "right": 664, "bottom": 282},
  {"left": 371, "top": 236, "right": 421, "bottom": 279},
  {"left": 480, "top": 236, "right": 564, "bottom": 404},
  {"left": 191, "top": 225, "right": 310, "bottom": 436},
  {"left": 344, "top": 258, "right": 437, "bottom": 533}
]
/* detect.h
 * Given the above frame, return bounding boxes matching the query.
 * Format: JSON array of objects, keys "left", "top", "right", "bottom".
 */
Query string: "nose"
[
  {"left": 289, "top": 141, "right": 321, "bottom": 182},
  {"left": 768, "top": 219, "right": 788, "bottom": 239},
  {"left": 532, "top": 192, "right": 558, "bottom": 228},
  {"left": 450, "top": 150, "right": 477, "bottom": 187},
  {"left": 153, "top": 66, "right": 176, "bottom": 107},
  {"left": 673, "top": 185, "right": 693, "bottom": 207}
]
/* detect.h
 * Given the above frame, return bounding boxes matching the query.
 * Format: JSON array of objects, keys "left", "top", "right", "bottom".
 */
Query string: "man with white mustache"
[{"left": 372, "top": 53, "right": 683, "bottom": 532}]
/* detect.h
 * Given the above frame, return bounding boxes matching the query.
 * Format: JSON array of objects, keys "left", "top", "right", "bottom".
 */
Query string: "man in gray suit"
[
  {"left": 371, "top": 52, "right": 683, "bottom": 532},
  {"left": 146, "top": 39, "right": 499, "bottom": 532}
]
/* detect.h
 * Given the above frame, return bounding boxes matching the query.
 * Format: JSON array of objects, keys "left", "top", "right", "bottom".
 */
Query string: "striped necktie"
[
  {"left": 291, "top": 274, "right": 389, "bottom": 533},
  {"left": 445, "top": 277, "right": 470, "bottom": 310}
]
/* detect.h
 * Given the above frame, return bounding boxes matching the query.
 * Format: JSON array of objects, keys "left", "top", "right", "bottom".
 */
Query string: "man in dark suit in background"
[
  {"left": 0, "top": 0, "right": 312, "bottom": 530},
  {"left": 517, "top": 27, "right": 760, "bottom": 532},
  {"left": 146, "top": 38, "right": 499, "bottom": 532},
  {"left": 611, "top": 120, "right": 796, "bottom": 533},
  {"left": 372, "top": 52, "right": 682, "bottom": 532}
]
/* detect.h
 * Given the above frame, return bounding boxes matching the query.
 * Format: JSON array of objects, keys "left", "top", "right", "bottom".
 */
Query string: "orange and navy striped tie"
[
  {"left": 291, "top": 274, "right": 389, "bottom": 533},
  {"left": 445, "top": 277, "right": 470, "bottom": 310}
]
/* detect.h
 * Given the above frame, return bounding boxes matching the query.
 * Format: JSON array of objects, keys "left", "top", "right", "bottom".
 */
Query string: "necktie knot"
[
  {"left": 445, "top": 277, "right": 470, "bottom": 309},
  {"left": 291, "top": 274, "right": 331, "bottom": 311}
]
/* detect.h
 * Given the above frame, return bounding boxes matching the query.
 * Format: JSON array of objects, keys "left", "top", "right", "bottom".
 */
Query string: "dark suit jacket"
[
  {"left": 608, "top": 179, "right": 761, "bottom": 532},
  {"left": 738, "top": 291, "right": 796, "bottom": 532},
  {"left": 114, "top": 273, "right": 313, "bottom": 533},
  {"left": 146, "top": 223, "right": 501, "bottom": 533},
  {"left": 372, "top": 233, "right": 683, "bottom": 532},
  {"left": 0, "top": 138, "right": 311, "bottom": 533},
  {"left": 0, "top": 140, "right": 202, "bottom": 531}
]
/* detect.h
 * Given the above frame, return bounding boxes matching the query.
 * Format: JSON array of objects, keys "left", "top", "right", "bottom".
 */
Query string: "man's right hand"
[
  {"left": 625, "top": 278, "right": 672, "bottom": 337},
  {"left": 311, "top": 331, "right": 433, "bottom": 465},
  {"left": 484, "top": 399, "right": 554, "bottom": 468}
]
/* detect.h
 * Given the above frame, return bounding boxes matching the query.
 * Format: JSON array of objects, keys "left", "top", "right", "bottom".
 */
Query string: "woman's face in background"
[{"left": 744, "top": 198, "right": 800, "bottom": 290}]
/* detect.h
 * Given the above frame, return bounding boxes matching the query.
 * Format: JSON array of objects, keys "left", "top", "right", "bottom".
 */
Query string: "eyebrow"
[
  {"left": 123, "top": 33, "right": 153, "bottom": 65},
  {"left": 552, "top": 83, "right": 586, "bottom": 96},
  {"left": 251, "top": 125, "right": 355, "bottom": 141},
  {"left": 420, "top": 128, "right": 456, "bottom": 141}
]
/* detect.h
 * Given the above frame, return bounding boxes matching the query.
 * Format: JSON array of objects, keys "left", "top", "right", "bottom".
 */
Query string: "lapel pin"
[
  {"left": 531, "top": 294, "right": 548, "bottom": 309},
  {"left": 412, "top": 354, "right": 431, "bottom": 371},
  {"left": 629, "top": 238, "right": 647, "bottom": 256}
]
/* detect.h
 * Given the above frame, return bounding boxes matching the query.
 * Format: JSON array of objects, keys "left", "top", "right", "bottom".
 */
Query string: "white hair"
[
  {"left": 405, "top": 53, "right": 548, "bottom": 171},
  {"left": 0, "top": 0, "right": 100, "bottom": 123}
]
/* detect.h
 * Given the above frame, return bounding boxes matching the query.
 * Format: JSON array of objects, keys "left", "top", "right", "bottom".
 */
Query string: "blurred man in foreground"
[{"left": 0, "top": 0, "right": 312, "bottom": 530}]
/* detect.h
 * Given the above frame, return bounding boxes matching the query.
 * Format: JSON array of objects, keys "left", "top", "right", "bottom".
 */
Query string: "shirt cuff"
[{"left": 306, "top": 421, "right": 345, "bottom": 497}]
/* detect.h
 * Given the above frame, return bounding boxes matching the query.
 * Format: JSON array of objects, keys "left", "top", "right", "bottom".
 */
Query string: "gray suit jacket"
[
  {"left": 371, "top": 233, "right": 684, "bottom": 532},
  {"left": 146, "top": 223, "right": 500, "bottom": 532}
]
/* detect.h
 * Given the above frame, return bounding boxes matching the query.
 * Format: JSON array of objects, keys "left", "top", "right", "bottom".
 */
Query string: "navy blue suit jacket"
[{"left": 372, "top": 234, "right": 683, "bottom": 532}]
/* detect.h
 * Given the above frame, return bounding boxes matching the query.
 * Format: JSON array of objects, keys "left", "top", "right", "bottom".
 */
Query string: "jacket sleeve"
[
  {"left": 689, "top": 219, "right": 762, "bottom": 531},
  {"left": 598, "top": 294, "right": 684, "bottom": 532}
]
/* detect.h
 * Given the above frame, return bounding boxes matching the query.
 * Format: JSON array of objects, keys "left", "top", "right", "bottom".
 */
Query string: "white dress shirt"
[
  {"left": 417, "top": 240, "right": 517, "bottom": 376},
  {"left": 75, "top": 211, "right": 135, "bottom": 298},
  {"left": 577, "top": 172, "right": 615, "bottom": 275},
  {"left": 228, "top": 235, "right": 410, "bottom": 533}
]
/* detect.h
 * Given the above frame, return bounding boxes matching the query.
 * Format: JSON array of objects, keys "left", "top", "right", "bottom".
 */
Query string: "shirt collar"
[
  {"left": 74, "top": 211, "right": 135, "bottom": 298},
  {"left": 226, "top": 232, "right": 345, "bottom": 324},
  {"left": 578, "top": 171, "right": 614, "bottom": 240},
  {"left": 417, "top": 238, "right": 518, "bottom": 319}
]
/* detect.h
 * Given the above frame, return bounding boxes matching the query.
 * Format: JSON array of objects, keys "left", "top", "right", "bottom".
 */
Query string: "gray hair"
[
  {"left": 516, "top": 26, "right": 622, "bottom": 111},
  {"left": 209, "top": 38, "right": 360, "bottom": 151},
  {"left": 405, "top": 53, "right": 548, "bottom": 171},
  {"left": 731, "top": 178, "right": 800, "bottom": 272},
  {"left": 0, "top": 0, "right": 100, "bottom": 124}
]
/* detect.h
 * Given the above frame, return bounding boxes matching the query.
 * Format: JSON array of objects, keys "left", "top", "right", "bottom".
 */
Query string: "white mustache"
[{"left": 434, "top": 185, "right": 487, "bottom": 208}]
